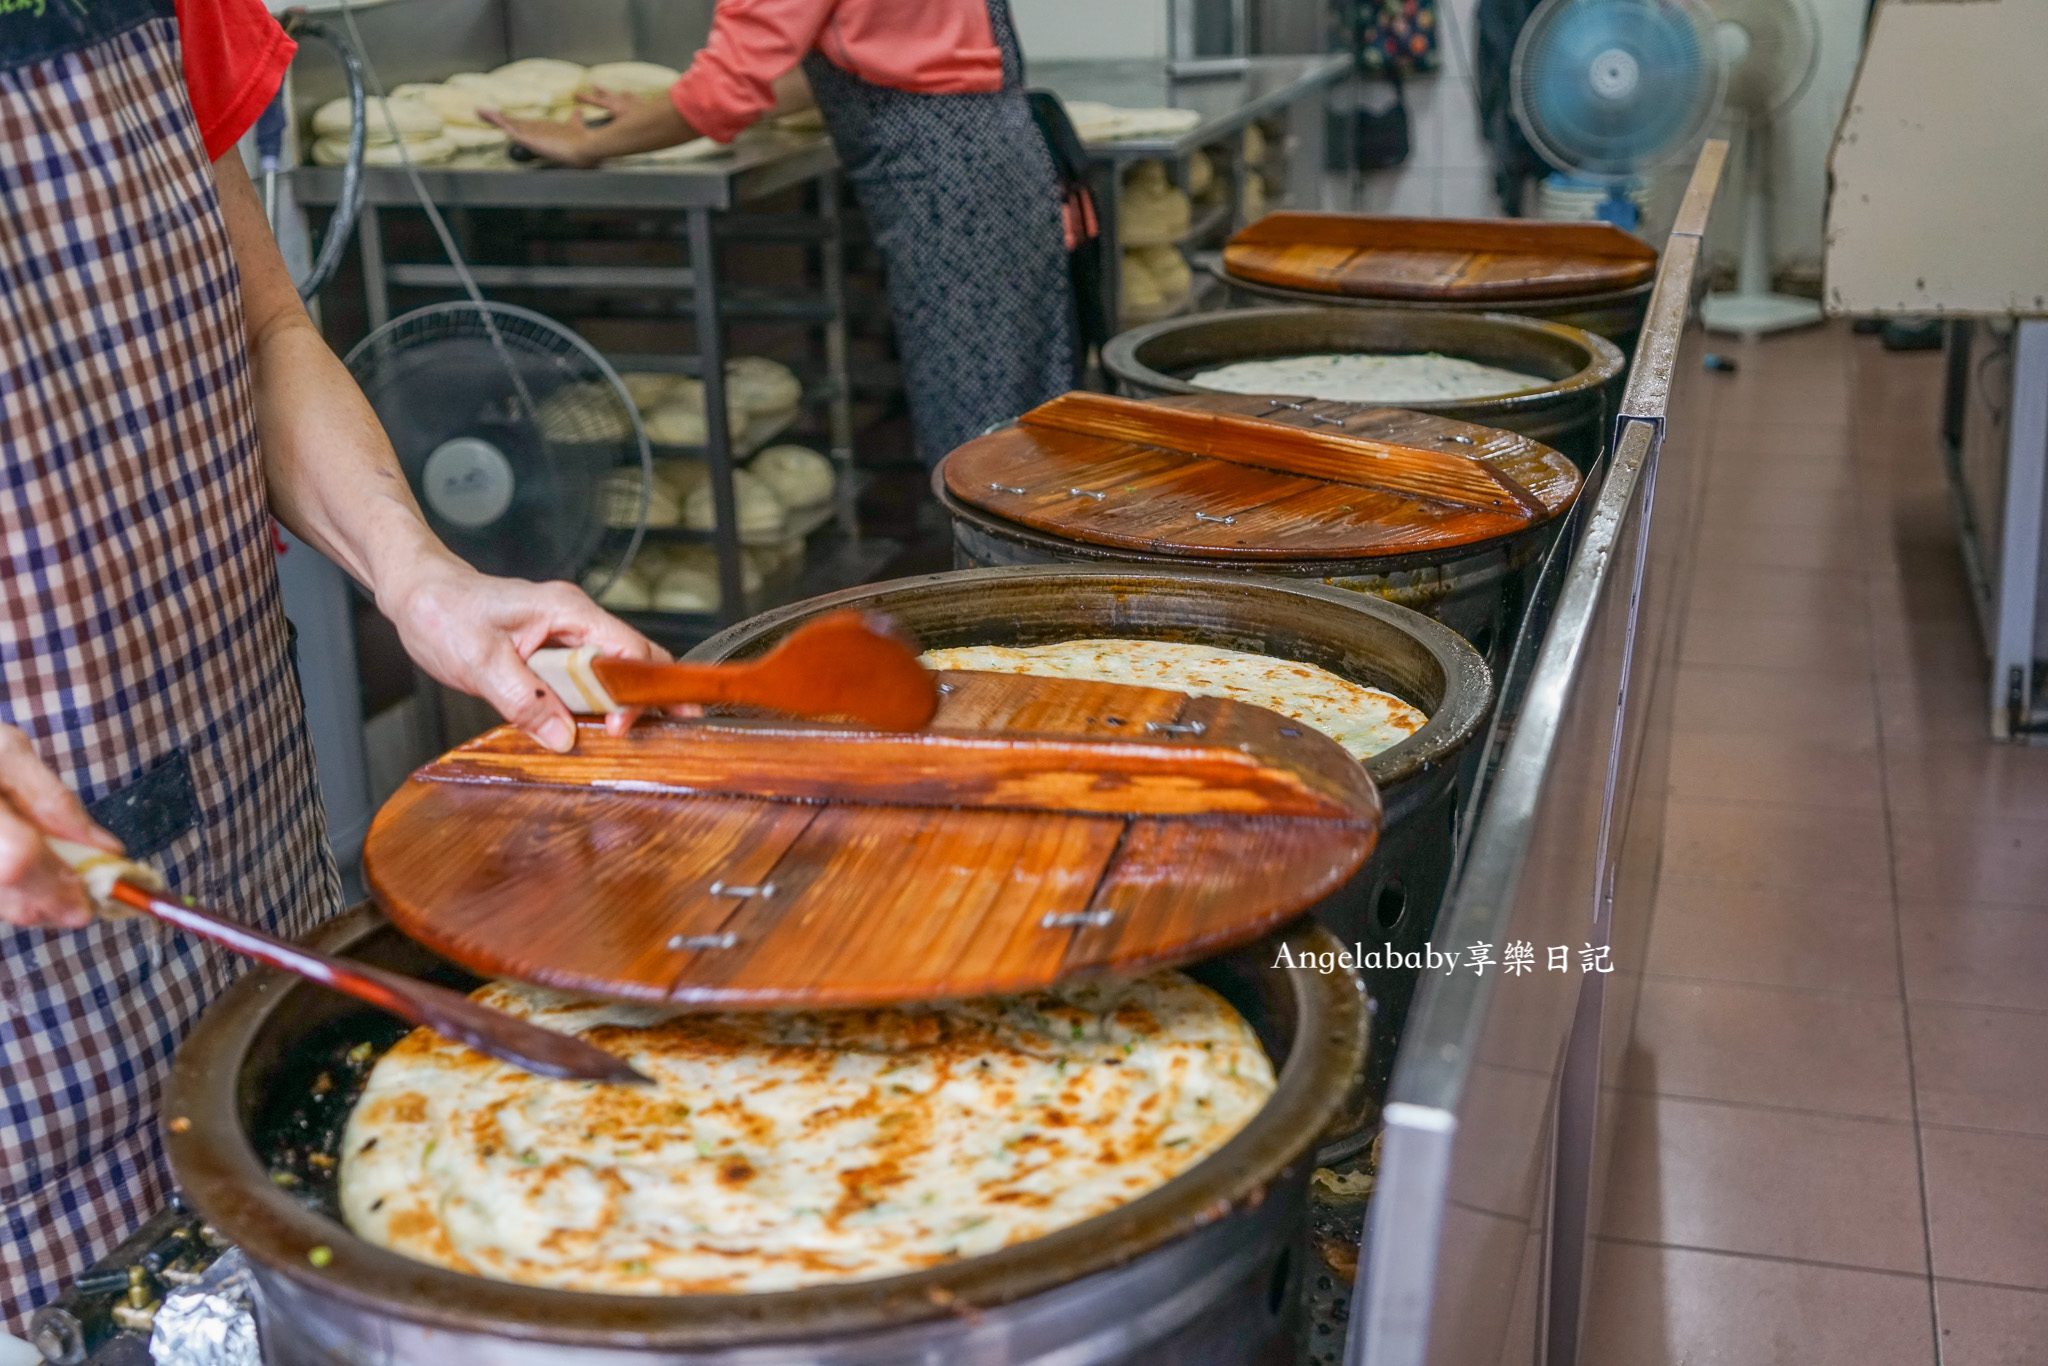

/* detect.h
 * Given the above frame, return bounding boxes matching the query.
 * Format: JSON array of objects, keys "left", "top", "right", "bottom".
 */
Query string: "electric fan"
[
  {"left": 1699, "top": 0, "right": 1822, "bottom": 334},
  {"left": 345, "top": 302, "right": 652, "bottom": 590},
  {"left": 1511, "top": 0, "right": 1726, "bottom": 231}
]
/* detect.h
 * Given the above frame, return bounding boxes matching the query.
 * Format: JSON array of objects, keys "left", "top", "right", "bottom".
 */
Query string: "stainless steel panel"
[
  {"left": 287, "top": 0, "right": 510, "bottom": 117},
  {"left": 1350, "top": 141, "right": 1726, "bottom": 1366},
  {"left": 504, "top": 0, "right": 716, "bottom": 68}
]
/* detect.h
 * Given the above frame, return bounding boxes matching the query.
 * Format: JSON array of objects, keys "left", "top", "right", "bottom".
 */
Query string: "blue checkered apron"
[{"left": 0, "top": 6, "right": 341, "bottom": 1324}]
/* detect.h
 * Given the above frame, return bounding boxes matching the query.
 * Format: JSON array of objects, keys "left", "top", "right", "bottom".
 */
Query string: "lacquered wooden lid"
[
  {"left": 362, "top": 671, "right": 1380, "bottom": 1009},
  {"left": 1223, "top": 212, "right": 1657, "bottom": 303},
  {"left": 942, "top": 391, "right": 1581, "bottom": 561}
]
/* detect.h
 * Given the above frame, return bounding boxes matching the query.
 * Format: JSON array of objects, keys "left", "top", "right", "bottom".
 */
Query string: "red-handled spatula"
[
  {"left": 531, "top": 609, "right": 938, "bottom": 729},
  {"left": 48, "top": 838, "right": 650, "bottom": 1085}
]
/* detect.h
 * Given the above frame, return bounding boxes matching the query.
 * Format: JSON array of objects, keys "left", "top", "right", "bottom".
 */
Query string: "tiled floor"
[{"left": 1580, "top": 324, "right": 2048, "bottom": 1364}]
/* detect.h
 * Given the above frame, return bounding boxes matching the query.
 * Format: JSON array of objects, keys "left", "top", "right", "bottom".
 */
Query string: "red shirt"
[
  {"left": 670, "top": 0, "right": 1003, "bottom": 143},
  {"left": 175, "top": 0, "right": 296, "bottom": 160}
]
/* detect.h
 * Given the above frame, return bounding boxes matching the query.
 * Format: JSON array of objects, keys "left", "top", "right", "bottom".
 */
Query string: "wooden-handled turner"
[
  {"left": 530, "top": 609, "right": 938, "bottom": 729},
  {"left": 47, "top": 838, "right": 650, "bottom": 1085}
]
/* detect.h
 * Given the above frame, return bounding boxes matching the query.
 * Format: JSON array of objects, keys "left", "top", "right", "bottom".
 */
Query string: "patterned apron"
[
  {"left": 0, "top": 2, "right": 341, "bottom": 1325},
  {"left": 804, "top": 0, "right": 1077, "bottom": 467}
]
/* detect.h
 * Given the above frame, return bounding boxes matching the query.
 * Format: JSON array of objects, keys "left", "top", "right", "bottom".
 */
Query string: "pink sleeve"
[{"left": 670, "top": 0, "right": 836, "bottom": 143}]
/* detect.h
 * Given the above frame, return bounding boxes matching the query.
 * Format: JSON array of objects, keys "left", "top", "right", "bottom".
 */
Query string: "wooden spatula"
[
  {"left": 48, "top": 838, "right": 650, "bottom": 1085},
  {"left": 530, "top": 609, "right": 938, "bottom": 729}
]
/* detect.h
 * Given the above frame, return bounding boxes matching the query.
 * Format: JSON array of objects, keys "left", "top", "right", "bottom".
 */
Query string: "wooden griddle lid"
[
  {"left": 1223, "top": 212, "right": 1658, "bottom": 303},
  {"left": 943, "top": 391, "right": 1582, "bottom": 562},
  {"left": 361, "top": 670, "right": 1381, "bottom": 1010}
]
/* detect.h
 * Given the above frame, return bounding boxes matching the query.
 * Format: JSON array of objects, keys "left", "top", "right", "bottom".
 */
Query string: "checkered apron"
[{"left": 0, "top": 9, "right": 341, "bottom": 1325}]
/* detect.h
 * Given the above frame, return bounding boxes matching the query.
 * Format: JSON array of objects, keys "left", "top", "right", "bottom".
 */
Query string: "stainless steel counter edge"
[{"left": 289, "top": 134, "right": 839, "bottom": 211}]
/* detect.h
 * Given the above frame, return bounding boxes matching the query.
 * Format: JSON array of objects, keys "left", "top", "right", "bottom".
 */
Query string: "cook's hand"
[
  {"left": 479, "top": 87, "right": 695, "bottom": 168},
  {"left": 380, "top": 555, "right": 668, "bottom": 753},
  {"left": 0, "top": 726, "right": 122, "bottom": 929}
]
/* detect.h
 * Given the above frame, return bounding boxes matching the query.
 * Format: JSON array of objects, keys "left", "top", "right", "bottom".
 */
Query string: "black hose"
[{"left": 285, "top": 16, "right": 366, "bottom": 301}]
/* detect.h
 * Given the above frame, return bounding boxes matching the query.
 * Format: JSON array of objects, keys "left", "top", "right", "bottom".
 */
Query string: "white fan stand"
[
  {"left": 1701, "top": 3, "right": 1824, "bottom": 336},
  {"left": 1703, "top": 110, "right": 1823, "bottom": 334}
]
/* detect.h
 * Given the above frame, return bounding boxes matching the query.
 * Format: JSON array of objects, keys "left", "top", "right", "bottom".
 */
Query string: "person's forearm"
[
  {"left": 212, "top": 154, "right": 456, "bottom": 609},
  {"left": 577, "top": 91, "right": 698, "bottom": 158}
]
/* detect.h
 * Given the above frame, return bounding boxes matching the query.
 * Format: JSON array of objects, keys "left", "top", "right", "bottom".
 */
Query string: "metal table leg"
[
  {"left": 358, "top": 205, "right": 389, "bottom": 332},
  {"left": 819, "top": 170, "right": 859, "bottom": 539},
  {"left": 689, "top": 206, "right": 748, "bottom": 623}
]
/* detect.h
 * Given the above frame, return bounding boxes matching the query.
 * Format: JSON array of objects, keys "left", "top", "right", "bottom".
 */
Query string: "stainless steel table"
[
  {"left": 1030, "top": 55, "right": 1348, "bottom": 333},
  {"left": 291, "top": 130, "right": 874, "bottom": 637}
]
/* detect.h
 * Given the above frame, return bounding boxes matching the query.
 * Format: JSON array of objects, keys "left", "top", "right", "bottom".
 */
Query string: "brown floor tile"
[
  {"left": 1874, "top": 619, "right": 1992, "bottom": 682},
  {"left": 1911, "top": 1003, "right": 2048, "bottom": 1138},
  {"left": 1921, "top": 1126, "right": 2048, "bottom": 1290},
  {"left": 1695, "top": 488, "right": 1863, "bottom": 542},
  {"left": 1878, "top": 668, "right": 1994, "bottom": 749},
  {"left": 1646, "top": 876, "right": 1900, "bottom": 995},
  {"left": 1893, "top": 816, "right": 2048, "bottom": 908},
  {"left": 1627, "top": 978, "right": 1912, "bottom": 1119},
  {"left": 1884, "top": 743, "right": 2048, "bottom": 820},
  {"left": 1703, "top": 452, "right": 1861, "bottom": 497},
  {"left": 1693, "top": 519, "right": 1882, "bottom": 573},
  {"left": 1662, "top": 799, "right": 1891, "bottom": 893},
  {"left": 1674, "top": 664, "right": 1879, "bottom": 745},
  {"left": 1897, "top": 898, "right": 2048, "bottom": 1011},
  {"left": 1934, "top": 1281, "right": 2048, "bottom": 1366},
  {"left": 1678, "top": 612, "right": 1872, "bottom": 677},
  {"left": 1667, "top": 733, "right": 1883, "bottom": 810},
  {"left": 1580, "top": 1241, "right": 1933, "bottom": 1366},
  {"left": 1601, "top": 1093, "right": 1926, "bottom": 1273},
  {"left": 1687, "top": 565, "right": 1866, "bottom": 621},
  {"left": 1709, "top": 420, "right": 1854, "bottom": 460}
]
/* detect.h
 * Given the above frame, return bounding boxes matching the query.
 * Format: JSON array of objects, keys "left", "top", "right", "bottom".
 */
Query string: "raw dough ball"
[
  {"left": 1185, "top": 149, "right": 1214, "bottom": 198},
  {"left": 491, "top": 58, "right": 587, "bottom": 103},
  {"left": 667, "top": 376, "right": 753, "bottom": 429},
  {"left": 653, "top": 457, "right": 708, "bottom": 499},
  {"left": 748, "top": 444, "right": 834, "bottom": 509},
  {"left": 1119, "top": 160, "right": 1191, "bottom": 246},
  {"left": 583, "top": 61, "right": 681, "bottom": 99},
  {"left": 1120, "top": 250, "right": 1163, "bottom": 311},
  {"left": 1133, "top": 244, "right": 1191, "bottom": 299},
  {"left": 539, "top": 383, "right": 633, "bottom": 444},
  {"left": 1243, "top": 124, "right": 1267, "bottom": 165},
  {"left": 669, "top": 543, "right": 762, "bottom": 595},
  {"left": 725, "top": 356, "right": 803, "bottom": 417},
  {"left": 390, "top": 83, "right": 494, "bottom": 129},
  {"left": 1241, "top": 171, "right": 1268, "bottom": 224},
  {"left": 684, "top": 467, "right": 786, "bottom": 536},
  {"left": 643, "top": 403, "right": 707, "bottom": 447},
  {"left": 442, "top": 123, "right": 509, "bottom": 152},
  {"left": 652, "top": 566, "right": 720, "bottom": 613},
  {"left": 621, "top": 372, "right": 686, "bottom": 410},
  {"left": 311, "top": 135, "right": 459, "bottom": 167},
  {"left": 597, "top": 469, "right": 681, "bottom": 528},
  {"left": 313, "top": 95, "right": 439, "bottom": 141},
  {"left": 580, "top": 566, "right": 651, "bottom": 611},
  {"left": 445, "top": 72, "right": 551, "bottom": 119}
]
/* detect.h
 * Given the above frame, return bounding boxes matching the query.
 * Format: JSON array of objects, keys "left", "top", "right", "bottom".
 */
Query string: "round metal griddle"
[
  {"left": 164, "top": 907, "right": 1367, "bottom": 1363},
  {"left": 1104, "top": 306, "right": 1625, "bottom": 472}
]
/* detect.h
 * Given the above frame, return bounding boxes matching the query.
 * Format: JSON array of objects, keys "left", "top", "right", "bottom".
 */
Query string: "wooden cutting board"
[
  {"left": 942, "top": 391, "right": 1581, "bottom": 560},
  {"left": 1222, "top": 213, "right": 1657, "bottom": 303},
  {"left": 361, "top": 671, "right": 1380, "bottom": 1009}
]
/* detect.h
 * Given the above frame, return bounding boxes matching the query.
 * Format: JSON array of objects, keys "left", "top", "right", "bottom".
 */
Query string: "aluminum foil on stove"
[{"left": 147, "top": 1249, "right": 258, "bottom": 1366}]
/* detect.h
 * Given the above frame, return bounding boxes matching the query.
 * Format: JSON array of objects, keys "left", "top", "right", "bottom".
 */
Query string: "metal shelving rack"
[
  {"left": 1029, "top": 54, "right": 1347, "bottom": 338},
  {"left": 293, "top": 132, "right": 895, "bottom": 651}
]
